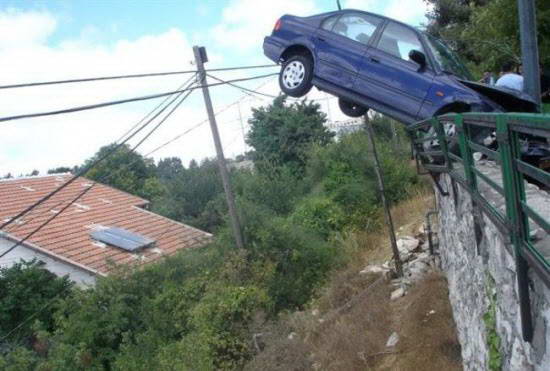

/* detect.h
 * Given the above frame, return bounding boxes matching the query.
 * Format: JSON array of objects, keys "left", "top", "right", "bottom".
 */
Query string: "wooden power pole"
[
  {"left": 193, "top": 46, "right": 245, "bottom": 249},
  {"left": 364, "top": 116, "right": 403, "bottom": 277}
]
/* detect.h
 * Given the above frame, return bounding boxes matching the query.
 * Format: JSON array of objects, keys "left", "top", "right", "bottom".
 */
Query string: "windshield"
[{"left": 424, "top": 34, "right": 473, "bottom": 81}]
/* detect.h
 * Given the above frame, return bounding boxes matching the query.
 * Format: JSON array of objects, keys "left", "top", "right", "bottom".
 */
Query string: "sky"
[{"left": 0, "top": 0, "right": 431, "bottom": 176}]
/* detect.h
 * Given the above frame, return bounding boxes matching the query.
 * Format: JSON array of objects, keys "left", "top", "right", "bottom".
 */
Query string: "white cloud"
[
  {"left": 212, "top": 0, "right": 318, "bottom": 52},
  {"left": 0, "top": 10, "right": 223, "bottom": 175},
  {"left": 0, "top": 9, "right": 57, "bottom": 50}
]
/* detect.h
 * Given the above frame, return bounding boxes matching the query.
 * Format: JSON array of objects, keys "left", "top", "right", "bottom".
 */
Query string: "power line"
[
  {"left": 0, "top": 87, "right": 198, "bottom": 340},
  {"left": 3, "top": 76, "right": 198, "bottom": 238},
  {"left": 0, "top": 85, "right": 195, "bottom": 259},
  {"left": 206, "top": 73, "right": 278, "bottom": 99},
  {"left": 116, "top": 74, "right": 198, "bottom": 143},
  {"left": 0, "top": 78, "right": 200, "bottom": 232},
  {"left": 143, "top": 78, "right": 278, "bottom": 157},
  {"left": 0, "top": 64, "right": 277, "bottom": 90},
  {"left": 1, "top": 72, "right": 275, "bottom": 247},
  {"left": 0, "top": 73, "right": 278, "bottom": 124},
  {"left": 0, "top": 68, "right": 279, "bottom": 340},
  {"left": 131, "top": 89, "right": 193, "bottom": 151}
]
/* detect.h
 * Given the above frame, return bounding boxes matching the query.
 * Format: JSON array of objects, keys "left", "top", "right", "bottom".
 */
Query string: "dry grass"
[
  {"left": 389, "top": 273, "right": 463, "bottom": 371},
  {"left": 245, "top": 187, "right": 462, "bottom": 371}
]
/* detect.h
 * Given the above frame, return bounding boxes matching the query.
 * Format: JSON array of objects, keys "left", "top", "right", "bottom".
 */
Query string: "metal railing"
[{"left": 408, "top": 112, "right": 550, "bottom": 342}]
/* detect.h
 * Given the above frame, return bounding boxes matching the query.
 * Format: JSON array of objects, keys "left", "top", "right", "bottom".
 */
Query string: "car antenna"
[{"left": 337, "top": 0, "right": 342, "bottom": 10}]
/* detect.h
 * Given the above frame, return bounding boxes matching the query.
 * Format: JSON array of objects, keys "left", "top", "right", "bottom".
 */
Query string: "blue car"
[{"left": 263, "top": 9, "right": 538, "bottom": 123}]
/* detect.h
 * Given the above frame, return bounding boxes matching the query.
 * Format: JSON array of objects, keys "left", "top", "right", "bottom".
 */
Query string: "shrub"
[
  {"left": 0, "top": 259, "right": 73, "bottom": 345},
  {"left": 290, "top": 196, "right": 346, "bottom": 238}
]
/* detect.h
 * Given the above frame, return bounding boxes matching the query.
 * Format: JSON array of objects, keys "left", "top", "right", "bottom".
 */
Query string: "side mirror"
[{"left": 409, "top": 50, "right": 427, "bottom": 70}]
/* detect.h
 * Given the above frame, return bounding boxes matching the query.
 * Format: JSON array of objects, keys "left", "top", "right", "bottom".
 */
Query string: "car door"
[
  {"left": 354, "top": 21, "right": 434, "bottom": 120},
  {"left": 314, "top": 12, "right": 383, "bottom": 90}
]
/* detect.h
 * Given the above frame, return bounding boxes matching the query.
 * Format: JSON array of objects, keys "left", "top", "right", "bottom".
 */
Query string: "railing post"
[
  {"left": 433, "top": 117, "right": 453, "bottom": 173},
  {"left": 496, "top": 115, "right": 533, "bottom": 342},
  {"left": 455, "top": 114, "right": 477, "bottom": 192}
]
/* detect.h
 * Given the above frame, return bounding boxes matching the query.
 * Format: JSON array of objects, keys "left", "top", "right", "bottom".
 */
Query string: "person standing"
[{"left": 496, "top": 62, "right": 524, "bottom": 91}]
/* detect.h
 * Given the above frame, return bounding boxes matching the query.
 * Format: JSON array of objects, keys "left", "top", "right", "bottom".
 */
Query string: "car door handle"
[{"left": 369, "top": 57, "right": 380, "bottom": 64}]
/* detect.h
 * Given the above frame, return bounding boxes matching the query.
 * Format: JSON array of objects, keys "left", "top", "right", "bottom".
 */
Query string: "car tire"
[
  {"left": 338, "top": 98, "right": 369, "bottom": 118},
  {"left": 279, "top": 55, "right": 313, "bottom": 97}
]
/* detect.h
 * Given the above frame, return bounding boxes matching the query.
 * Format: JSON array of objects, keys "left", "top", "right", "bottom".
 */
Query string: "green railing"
[{"left": 408, "top": 112, "right": 550, "bottom": 342}]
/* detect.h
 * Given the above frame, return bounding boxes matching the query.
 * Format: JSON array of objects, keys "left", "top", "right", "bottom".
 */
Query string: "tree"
[
  {"left": 156, "top": 157, "right": 185, "bottom": 182},
  {"left": 0, "top": 260, "right": 73, "bottom": 344},
  {"left": 461, "top": 0, "right": 550, "bottom": 72},
  {"left": 83, "top": 144, "right": 164, "bottom": 201},
  {"left": 152, "top": 159, "right": 224, "bottom": 231},
  {"left": 425, "top": 0, "right": 550, "bottom": 74},
  {"left": 246, "top": 96, "right": 334, "bottom": 172}
]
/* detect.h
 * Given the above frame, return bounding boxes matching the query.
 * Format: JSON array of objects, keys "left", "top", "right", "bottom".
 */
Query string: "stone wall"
[{"left": 435, "top": 164, "right": 550, "bottom": 371}]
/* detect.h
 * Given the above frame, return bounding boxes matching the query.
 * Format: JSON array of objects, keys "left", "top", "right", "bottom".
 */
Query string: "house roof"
[{"left": 0, "top": 174, "right": 212, "bottom": 276}]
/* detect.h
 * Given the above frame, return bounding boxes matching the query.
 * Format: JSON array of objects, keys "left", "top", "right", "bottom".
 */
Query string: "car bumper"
[{"left": 263, "top": 36, "right": 285, "bottom": 63}]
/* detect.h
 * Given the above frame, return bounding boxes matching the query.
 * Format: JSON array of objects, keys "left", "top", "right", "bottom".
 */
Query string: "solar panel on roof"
[{"left": 90, "top": 227, "right": 155, "bottom": 252}]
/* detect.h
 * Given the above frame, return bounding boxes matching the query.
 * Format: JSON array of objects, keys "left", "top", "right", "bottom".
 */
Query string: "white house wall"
[{"left": 0, "top": 237, "right": 96, "bottom": 287}]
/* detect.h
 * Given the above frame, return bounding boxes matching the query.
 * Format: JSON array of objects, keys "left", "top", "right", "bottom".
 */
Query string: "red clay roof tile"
[{"left": 0, "top": 175, "right": 211, "bottom": 275}]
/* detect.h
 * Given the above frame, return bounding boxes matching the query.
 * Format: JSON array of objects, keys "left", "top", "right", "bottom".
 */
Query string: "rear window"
[
  {"left": 321, "top": 15, "right": 339, "bottom": 31},
  {"left": 331, "top": 13, "right": 381, "bottom": 45}
]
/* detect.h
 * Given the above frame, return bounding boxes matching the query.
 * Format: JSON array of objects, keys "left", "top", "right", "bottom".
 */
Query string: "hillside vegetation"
[{"left": 0, "top": 97, "right": 423, "bottom": 370}]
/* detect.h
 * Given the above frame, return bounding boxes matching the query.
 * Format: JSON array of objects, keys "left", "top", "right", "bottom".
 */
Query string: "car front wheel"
[
  {"left": 338, "top": 98, "right": 369, "bottom": 118},
  {"left": 279, "top": 55, "right": 313, "bottom": 97}
]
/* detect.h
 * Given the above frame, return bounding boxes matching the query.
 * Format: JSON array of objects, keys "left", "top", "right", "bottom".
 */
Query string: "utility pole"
[
  {"left": 517, "top": 0, "right": 541, "bottom": 106},
  {"left": 193, "top": 46, "right": 245, "bottom": 249},
  {"left": 364, "top": 115, "right": 403, "bottom": 277}
]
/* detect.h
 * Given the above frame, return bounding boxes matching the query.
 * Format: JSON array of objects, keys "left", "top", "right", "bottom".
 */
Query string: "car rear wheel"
[
  {"left": 279, "top": 55, "right": 313, "bottom": 97},
  {"left": 338, "top": 98, "right": 369, "bottom": 118}
]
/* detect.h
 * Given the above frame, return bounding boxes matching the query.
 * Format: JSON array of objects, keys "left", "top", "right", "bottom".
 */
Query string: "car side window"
[
  {"left": 331, "top": 13, "right": 381, "bottom": 45},
  {"left": 321, "top": 15, "right": 339, "bottom": 31},
  {"left": 377, "top": 22, "right": 425, "bottom": 62}
]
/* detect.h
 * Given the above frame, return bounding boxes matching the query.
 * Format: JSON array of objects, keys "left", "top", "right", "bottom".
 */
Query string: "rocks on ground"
[{"left": 360, "top": 223, "right": 441, "bottom": 301}]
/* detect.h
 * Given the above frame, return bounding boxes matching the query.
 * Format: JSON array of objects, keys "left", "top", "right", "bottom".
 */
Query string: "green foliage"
[
  {"left": 291, "top": 196, "right": 345, "bottom": 239},
  {"left": 246, "top": 95, "right": 334, "bottom": 172},
  {"left": 426, "top": 0, "right": 550, "bottom": 76},
  {"left": 234, "top": 164, "right": 311, "bottom": 216},
  {"left": 0, "top": 259, "right": 73, "bottom": 344},
  {"left": 9, "top": 99, "right": 422, "bottom": 369},
  {"left": 237, "top": 200, "right": 338, "bottom": 311},
  {"left": 152, "top": 158, "right": 224, "bottom": 232},
  {"left": 306, "top": 129, "right": 418, "bottom": 231},
  {"left": 0, "top": 347, "right": 41, "bottom": 371},
  {"left": 483, "top": 274, "right": 502, "bottom": 371},
  {"left": 84, "top": 143, "right": 163, "bottom": 201}
]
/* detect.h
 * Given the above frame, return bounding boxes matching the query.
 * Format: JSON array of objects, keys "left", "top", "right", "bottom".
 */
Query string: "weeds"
[{"left": 483, "top": 273, "right": 502, "bottom": 371}]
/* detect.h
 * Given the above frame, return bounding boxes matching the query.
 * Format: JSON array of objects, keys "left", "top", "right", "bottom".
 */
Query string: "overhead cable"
[
  {"left": 206, "top": 73, "right": 278, "bottom": 99},
  {"left": 0, "top": 73, "right": 278, "bottom": 124},
  {"left": 0, "top": 78, "right": 199, "bottom": 232},
  {"left": 0, "top": 64, "right": 277, "bottom": 90}
]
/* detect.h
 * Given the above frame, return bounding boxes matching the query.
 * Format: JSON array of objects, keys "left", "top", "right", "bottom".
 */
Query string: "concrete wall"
[
  {"left": 435, "top": 162, "right": 550, "bottom": 371},
  {"left": 0, "top": 237, "right": 96, "bottom": 287}
]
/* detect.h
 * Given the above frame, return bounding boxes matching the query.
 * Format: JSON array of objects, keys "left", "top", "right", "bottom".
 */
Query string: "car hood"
[{"left": 457, "top": 79, "right": 539, "bottom": 113}]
